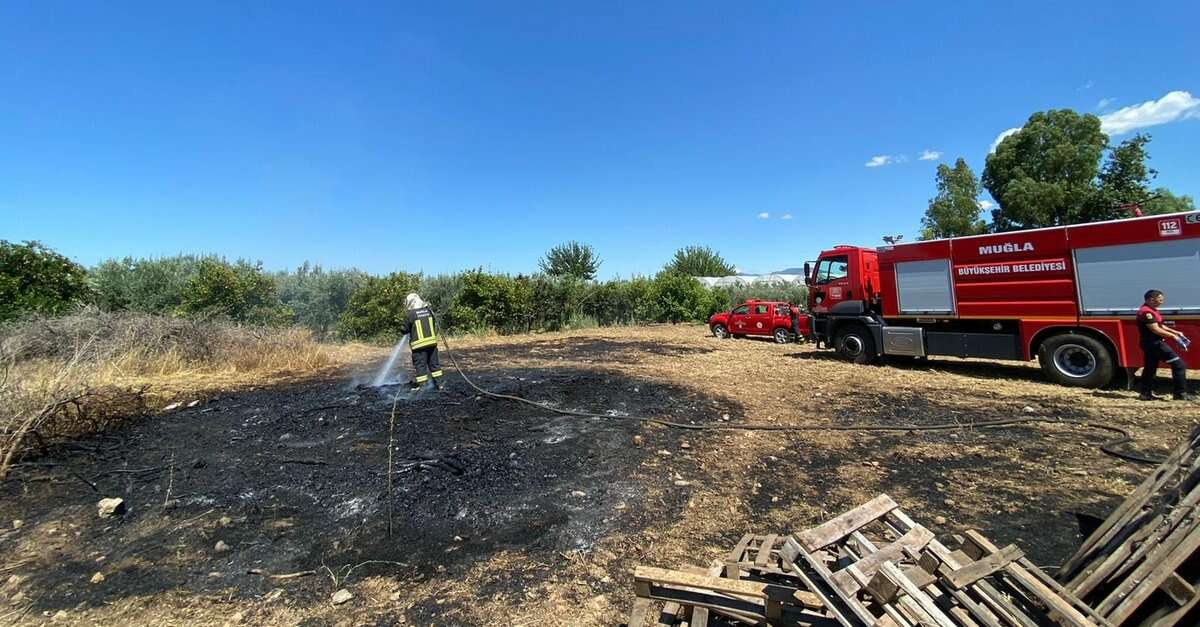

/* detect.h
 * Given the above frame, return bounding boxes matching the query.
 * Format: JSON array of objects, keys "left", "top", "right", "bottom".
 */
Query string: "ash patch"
[{"left": 0, "top": 360, "right": 740, "bottom": 617}]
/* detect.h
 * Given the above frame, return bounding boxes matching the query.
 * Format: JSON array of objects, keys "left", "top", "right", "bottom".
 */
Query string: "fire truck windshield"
[{"left": 814, "top": 256, "right": 848, "bottom": 285}]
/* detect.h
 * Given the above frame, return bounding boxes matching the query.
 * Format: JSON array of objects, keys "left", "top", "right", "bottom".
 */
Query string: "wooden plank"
[
  {"left": 1014, "top": 557, "right": 1115, "bottom": 627},
  {"left": 923, "top": 538, "right": 1037, "bottom": 627},
  {"left": 1059, "top": 427, "right": 1200, "bottom": 583},
  {"left": 796, "top": 495, "right": 899, "bottom": 552},
  {"left": 1067, "top": 511, "right": 1166, "bottom": 597},
  {"left": 727, "top": 533, "right": 755, "bottom": 563},
  {"left": 636, "top": 566, "right": 771, "bottom": 600},
  {"left": 844, "top": 526, "right": 935, "bottom": 591},
  {"left": 1160, "top": 572, "right": 1195, "bottom": 607},
  {"left": 656, "top": 601, "right": 681, "bottom": 626},
  {"left": 690, "top": 606, "right": 709, "bottom": 627},
  {"left": 843, "top": 525, "right": 930, "bottom": 627},
  {"left": 1103, "top": 519, "right": 1200, "bottom": 624},
  {"left": 1070, "top": 474, "right": 1200, "bottom": 598},
  {"left": 1147, "top": 576, "right": 1200, "bottom": 627},
  {"left": 629, "top": 597, "right": 652, "bottom": 627},
  {"left": 962, "top": 530, "right": 1094, "bottom": 627},
  {"left": 866, "top": 568, "right": 901, "bottom": 605},
  {"left": 879, "top": 561, "right": 958, "bottom": 627},
  {"left": 944, "top": 545, "right": 1024, "bottom": 590},
  {"left": 785, "top": 536, "right": 877, "bottom": 626},
  {"left": 755, "top": 534, "right": 778, "bottom": 568}
]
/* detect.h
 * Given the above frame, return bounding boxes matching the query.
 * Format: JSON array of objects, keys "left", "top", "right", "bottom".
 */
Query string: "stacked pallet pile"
[{"left": 628, "top": 428, "right": 1200, "bottom": 627}]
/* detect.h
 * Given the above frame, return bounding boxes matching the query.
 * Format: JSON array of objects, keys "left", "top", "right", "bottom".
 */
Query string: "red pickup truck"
[{"left": 709, "top": 300, "right": 808, "bottom": 343}]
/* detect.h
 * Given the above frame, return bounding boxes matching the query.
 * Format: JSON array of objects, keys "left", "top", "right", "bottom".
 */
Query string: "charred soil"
[{"left": 2, "top": 325, "right": 1198, "bottom": 625}]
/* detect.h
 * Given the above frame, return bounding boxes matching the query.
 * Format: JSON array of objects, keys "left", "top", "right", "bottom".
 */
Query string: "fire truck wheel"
[
  {"left": 835, "top": 325, "right": 876, "bottom": 365},
  {"left": 712, "top": 324, "right": 729, "bottom": 339},
  {"left": 773, "top": 328, "right": 791, "bottom": 344},
  {"left": 1038, "top": 334, "right": 1114, "bottom": 388}
]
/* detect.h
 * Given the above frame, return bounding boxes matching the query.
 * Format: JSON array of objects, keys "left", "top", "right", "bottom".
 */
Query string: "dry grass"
[
  {"left": 8, "top": 324, "right": 1200, "bottom": 626},
  {"left": 0, "top": 310, "right": 381, "bottom": 479}
]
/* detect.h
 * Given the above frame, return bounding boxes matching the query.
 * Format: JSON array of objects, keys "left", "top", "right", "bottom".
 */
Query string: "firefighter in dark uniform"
[
  {"left": 1137, "top": 289, "right": 1193, "bottom": 401},
  {"left": 790, "top": 304, "right": 803, "bottom": 343},
  {"left": 400, "top": 293, "right": 444, "bottom": 391}
]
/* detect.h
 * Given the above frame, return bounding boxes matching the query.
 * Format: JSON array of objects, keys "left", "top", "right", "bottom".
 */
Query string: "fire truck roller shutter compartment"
[
  {"left": 1074, "top": 238, "right": 1200, "bottom": 315},
  {"left": 895, "top": 259, "right": 955, "bottom": 315}
]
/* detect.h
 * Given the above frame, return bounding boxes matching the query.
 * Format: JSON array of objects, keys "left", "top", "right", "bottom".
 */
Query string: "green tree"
[
  {"left": 0, "top": 241, "right": 91, "bottom": 322},
  {"left": 91, "top": 255, "right": 205, "bottom": 313},
  {"left": 1142, "top": 189, "right": 1197, "bottom": 215},
  {"left": 1092, "top": 133, "right": 1159, "bottom": 220},
  {"left": 336, "top": 271, "right": 421, "bottom": 340},
  {"left": 177, "top": 258, "right": 289, "bottom": 325},
  {"left": 449, "top": 270, "right": 533, "bottom": 334},
  {"left": 274, "top": 263, "right": 369, "bottom": 337},
  {"left": 983, "top": 109, "right": 1108, "bottom": 230},
  {"left": 664, "top": 245, "right": 734, "bottom": 277},
  {"left": 920, "top": 158, "right": 988, "bottom": 239},
  {"left": 538, "top": 241, "right": 601, "bottom": 280},
  {"left": 649, "top": 271, "right": 714, "bottom": 323}
]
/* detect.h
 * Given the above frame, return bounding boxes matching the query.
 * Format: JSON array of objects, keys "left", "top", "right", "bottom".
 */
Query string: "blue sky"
[{"left": 2, "top": 2, "right": 1198, "bottom": 279}]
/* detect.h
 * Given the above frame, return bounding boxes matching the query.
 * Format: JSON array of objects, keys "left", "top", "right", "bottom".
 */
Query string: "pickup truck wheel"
[
  {"left": 711, "top": 324, "right": 729, "bottom": 339},
  {"left": 835, "top": 325, "right": 876, "bottom": 365},
  {"left": 1038, "top": 333, "right": 1114, "bottom": 388},
  {"left": 773, "top": 328, "right": 791, "bottom": 344}
]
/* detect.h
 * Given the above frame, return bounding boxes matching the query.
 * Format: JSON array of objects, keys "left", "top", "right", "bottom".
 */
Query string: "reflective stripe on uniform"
[
  {"left": 431, "top": 370, "right": 443, "bottom": 378},
  {"left": 410, "top": 314, "right": 438, "bottom": 349},
  {"left": 1167, "top": 357, "right": 1181, "bottom": 363},
  {"left": 415, "top": 375, "right": 429, "bottom": 383}
]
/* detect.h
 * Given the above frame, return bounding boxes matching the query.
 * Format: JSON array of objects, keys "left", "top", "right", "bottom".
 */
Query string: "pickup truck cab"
[{"left": 709, "top": 300, "right": 807, "bottom": 343}]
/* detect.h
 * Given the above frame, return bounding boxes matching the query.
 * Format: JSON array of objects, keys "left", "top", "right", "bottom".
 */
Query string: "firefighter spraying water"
[{"left": 369, "top": 293, "right": 445, "bottom": 391}]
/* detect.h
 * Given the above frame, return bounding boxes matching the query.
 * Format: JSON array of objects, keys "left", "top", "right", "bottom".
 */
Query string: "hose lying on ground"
[{"left": 436, "top": 334, "right": 1163, "bottom": 466}]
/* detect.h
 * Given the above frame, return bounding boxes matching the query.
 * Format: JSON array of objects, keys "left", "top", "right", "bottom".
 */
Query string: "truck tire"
[
  {"left": 1038, "top": 333, "right": 1114, "bottom": 388},
  {"left": 712, "top": 324, "right": 729, "bottom": 339},
  {"left": 835, "top": 325, "right": 876, "bottom": 365},
  {"left": 773, "top": 328, "right": 791, "bottom": 344}
]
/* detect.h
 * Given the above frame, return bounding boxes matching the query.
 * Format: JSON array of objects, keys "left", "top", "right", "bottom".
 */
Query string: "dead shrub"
[{"left": 0, "top": 309, "right": 348, "bottom": 478}]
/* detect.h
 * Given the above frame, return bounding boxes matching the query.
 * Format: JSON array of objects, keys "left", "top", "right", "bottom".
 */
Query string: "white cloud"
[
  {"left": 977, "top": 200, "right": 995, "bottom": 210},
  {"left": 1097, "top": 97, "right": 1116, "bottom": 110},
  {"left": 865, "top": 154, "right": 908, "bottom": 167},
  {"left": 1077, "top": 80, "right": 1095, "bottom": 92},
  {"left": 918, "top": 149, "right": 942, "bottom": 161},
  {"left": 989, "top": 127, "right": 1021, "bottom": 153},
  {"left": 757, "top": 212, "right": 770, "bottom": 220},
  {"left": 1099, "top": 90, "right": 1200, "bottom": 135},
  {"left": 781, "top": 213, "right": 793, "bottom": 220}
]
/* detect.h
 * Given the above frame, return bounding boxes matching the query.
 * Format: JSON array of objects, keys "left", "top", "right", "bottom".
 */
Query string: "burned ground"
[{"left": 2, "top": 325, "right": 1198, "bottom": 625}]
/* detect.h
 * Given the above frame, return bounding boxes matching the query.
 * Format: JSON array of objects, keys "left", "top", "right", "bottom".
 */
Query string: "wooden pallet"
[
  {"left": 631, "top": 488, "right": 1184, "bottom": 626},
  {"left": 629, "top": 562, "right": 832, "bottom": 626},
  {"left": 785, "top": 494, "right": 1100, "bottom": 627},
  {"left": 1057, "top": 426, "right": 1200, "bottom": 626}
]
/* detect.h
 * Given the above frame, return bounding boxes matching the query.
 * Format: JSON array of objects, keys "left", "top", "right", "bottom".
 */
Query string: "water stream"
[{"left": 371, "top": 335, "right": 409, "bottom": 387}]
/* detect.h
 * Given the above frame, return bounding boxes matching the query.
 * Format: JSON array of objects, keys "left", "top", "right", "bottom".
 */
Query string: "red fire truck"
[{"left": 804, "top": 211, "right": 1200, "bottom": 387}]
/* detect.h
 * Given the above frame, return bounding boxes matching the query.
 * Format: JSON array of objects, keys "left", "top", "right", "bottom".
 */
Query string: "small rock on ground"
[
  {"left": 331, "top": 589, "right": 353, "bottom": 605},
  {"left": 97, "top": 498, "right": 126, "bottom": 518}
]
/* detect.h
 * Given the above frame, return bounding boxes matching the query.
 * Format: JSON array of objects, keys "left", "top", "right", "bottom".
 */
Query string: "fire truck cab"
[{"left": 805, "top": 211, "right": 1200, "bottom": 388}]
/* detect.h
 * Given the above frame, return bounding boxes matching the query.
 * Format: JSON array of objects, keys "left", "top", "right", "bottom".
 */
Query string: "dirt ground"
[{"left": 3, "top": 324, "right": 1199, "bottom": 626}]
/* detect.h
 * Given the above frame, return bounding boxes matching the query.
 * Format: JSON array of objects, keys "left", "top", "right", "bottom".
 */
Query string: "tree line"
[
  {"left": 920, "top": 109, "right": 1195, "bottom": 240},
  {"left": 0, "top": 241, "right": 807, "bottom": 340}
]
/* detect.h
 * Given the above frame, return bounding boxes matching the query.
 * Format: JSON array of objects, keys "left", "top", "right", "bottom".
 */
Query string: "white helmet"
[{"left": 405, "top": 293, "right": 427, "bottom": 310}]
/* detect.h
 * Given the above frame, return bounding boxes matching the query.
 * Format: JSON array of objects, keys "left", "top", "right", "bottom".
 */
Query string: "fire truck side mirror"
[{"left": 803, "top": 262, "right": 812, "bottom": 284}]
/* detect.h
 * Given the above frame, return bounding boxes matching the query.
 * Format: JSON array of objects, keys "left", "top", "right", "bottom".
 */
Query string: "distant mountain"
[{"left": 771, "top": 267, "right": 805, "bottom": 274}]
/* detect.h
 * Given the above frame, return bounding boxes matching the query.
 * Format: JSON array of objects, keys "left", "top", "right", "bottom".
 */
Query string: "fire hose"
[{"left": 435, "top": 334, "right": 1163, "bottom": 466}]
